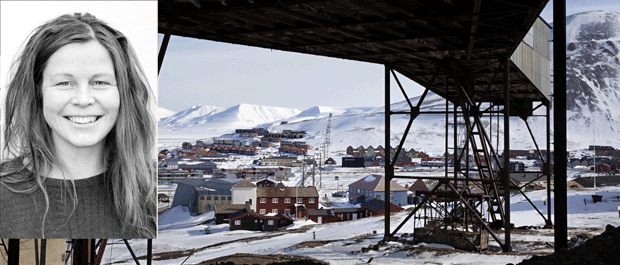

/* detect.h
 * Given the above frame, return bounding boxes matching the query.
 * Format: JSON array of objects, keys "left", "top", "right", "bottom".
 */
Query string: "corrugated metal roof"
[
  {"left": 349, "top": 174, "right": 408, "bottom": 192},
  {"left": 256, "top": 185, "right": 319, "bottom": 197}
]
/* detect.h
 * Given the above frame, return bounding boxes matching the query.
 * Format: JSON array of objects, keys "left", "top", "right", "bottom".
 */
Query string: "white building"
[{"left": 231, "top": 180, "right": 257, "bottom": 211}]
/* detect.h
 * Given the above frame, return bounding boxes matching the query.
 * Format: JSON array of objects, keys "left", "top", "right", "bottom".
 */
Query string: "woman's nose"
[{"left": 70, "top": 85, "right": 95, "bottom": 106}]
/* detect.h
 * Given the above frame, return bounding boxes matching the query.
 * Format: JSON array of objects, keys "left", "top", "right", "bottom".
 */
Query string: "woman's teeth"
[{"left": 68, "top": 116, "right": 97, "bottom": 124}]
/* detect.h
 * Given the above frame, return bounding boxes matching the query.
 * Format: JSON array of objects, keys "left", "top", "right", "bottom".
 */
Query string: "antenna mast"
[{"left": 324, "top": 113, "right": 332, "bottom": 162}]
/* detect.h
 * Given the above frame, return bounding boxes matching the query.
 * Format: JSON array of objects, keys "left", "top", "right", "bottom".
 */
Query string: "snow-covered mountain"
[
  {"left": 158, "top": 104, "right": 301, "bottom": 143},
  {"left": 159, "top": 11, "right": 620, "bottom": 153},
  {"left": 159, "top": 105, "right": 224, "bottom": 127},
  {"left": 158, "top": 107, "right": 177, "bottom": 121},
  {"left": 560, "top": 11, "right": 620, "bottom": 148}
]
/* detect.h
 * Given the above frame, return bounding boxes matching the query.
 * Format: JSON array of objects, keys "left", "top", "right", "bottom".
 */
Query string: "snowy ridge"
[
  {"left": 158, "top": 107, "right": 177, "bottom": 121},
  {"left": 159, "top": 105, "right": 224, "bottom": 127}
]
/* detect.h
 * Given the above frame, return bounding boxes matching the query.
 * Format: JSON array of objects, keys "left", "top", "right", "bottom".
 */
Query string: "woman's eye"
[
  {"left": 56, "top": 81, "right": 72, "bottom": 86},
  {"left": 92, "top": 81, "right": 110, "bottom": 86}
]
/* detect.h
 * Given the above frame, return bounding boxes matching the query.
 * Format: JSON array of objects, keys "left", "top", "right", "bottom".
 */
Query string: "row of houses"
[
  {"left": 263, "top": 130, "right": 307, "bottom": 139},
  {"left": 346, "top": 145, "right": 430, "bottom": 160},
  {"left": 212, "top": 167, "right": 294, "bottom": 180},
  {"left": 307, "top": 199, "right": 404, "bottom": 224},
  {"left": 570, "top": 157, "right": 620, "bottom": 173},
  {"left": 260, "top": 156, "right": 304, "bottom": 167},
  {"left": 235, "top": 128, "right": 270, "bottom": 137}
]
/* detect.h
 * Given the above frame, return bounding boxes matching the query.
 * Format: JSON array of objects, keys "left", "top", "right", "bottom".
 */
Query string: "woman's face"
[{"left": 41, "top": 40, "right": 120, "bottom": 151}]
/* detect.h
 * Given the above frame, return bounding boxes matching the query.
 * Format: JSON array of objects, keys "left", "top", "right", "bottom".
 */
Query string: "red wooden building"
[{"left": 256, "top": 183, "right": 319, "bottom": 218}]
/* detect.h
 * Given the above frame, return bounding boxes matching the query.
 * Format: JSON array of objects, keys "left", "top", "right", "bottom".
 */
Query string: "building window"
[
  {"left": 200, "top": 196, "right": 205, "bottom": 200},
  {"left": 207, "top": 196, "right": 212, "bottom": 200},
  {"left": 284, "top": 209, "right": 290, "bottom": 215},
  {"left": 309, "top": 198, "right": 315, "bottom": 203},
  {"left": 268, "top": 220, "right": 274, "bottom": 225},
  {"left": 260, "top": 209, "right": 266, "bottom": 214},
  {"left": 214, "top": 196, "right": 219, "bottom": 200},
  {"left": 260, "top": 198, "right": 266, "bottom": 203},
  {"left": 273, "top": 198, "right": 278, "bottom": 203},
  {"left": 234, "top": 220, "right": 240, "bottom": 225},
  {"left": 272, "top": 209, "right": 278, "bottom": 214},
  {"left": 221, "top": 196, "right": 226, "bottom": 201},
  {"left": 285, "top": 198, "right": 291, "bottom": 203},
  {"left": 297, "top": 198, "right": 303, "bottom": 203}
]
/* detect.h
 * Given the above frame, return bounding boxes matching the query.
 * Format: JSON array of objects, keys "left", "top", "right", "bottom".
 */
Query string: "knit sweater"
[{"left": 0, "top": 164, "right": 124, "bottom": 238}]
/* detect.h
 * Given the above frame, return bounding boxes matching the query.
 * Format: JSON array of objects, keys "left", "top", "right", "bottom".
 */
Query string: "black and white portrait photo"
[{"left": 0, "top": 1, "right": 158, "bottom": 239}]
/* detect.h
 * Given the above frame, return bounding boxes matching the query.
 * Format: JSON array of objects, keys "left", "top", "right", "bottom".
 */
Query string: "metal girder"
[
  {"left": 445, "top": 182, "right": 505, "bottom": 249},
  {"left": 390, "top": 179, "right": 446, "bottom": 237}
]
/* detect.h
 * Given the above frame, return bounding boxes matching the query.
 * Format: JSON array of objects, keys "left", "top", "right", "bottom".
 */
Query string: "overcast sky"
[{"left": 158, "top": 1, "right": 620, "bottom": 112}]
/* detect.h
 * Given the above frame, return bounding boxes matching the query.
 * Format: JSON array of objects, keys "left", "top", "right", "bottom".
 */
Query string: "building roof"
[
  {"left": 333, "top": 208, "right": 364, "bottom": 213},
  {"left": 263, "top": 156, "right": 298, "bottom": 161},
  {"left": 178, "top": 178, "right": 237, "bottom": 195},
  {"left": 361, "top": 198, "right": 401, "bottom": 213},
  {"left": 229, "top": 210, "right": 283, "bottom": 220},
  {"left": 216, "top": 204, "right": 249, "bottom": 215},
  {"left": 257, "top": 185, "right": 319, "bottom": 198},
  {"left": 255, "top": 178, "right": 278, "bottom": 184},
  {"left": 349, "top": 174, "right": 408, "bottom": 192},
  {"left": 572, "top": 176, "right": 620, "bottom": 188},
  {"left": 233, "top": 179, "right": 257, "bottom": 188},
  {"left": 308, "top": 209, "right": 334, "bottom": 216}
]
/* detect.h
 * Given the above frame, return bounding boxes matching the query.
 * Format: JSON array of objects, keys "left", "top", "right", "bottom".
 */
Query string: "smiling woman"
[{"left": 0, "top": 11, "right": 157, "bottom": 239}]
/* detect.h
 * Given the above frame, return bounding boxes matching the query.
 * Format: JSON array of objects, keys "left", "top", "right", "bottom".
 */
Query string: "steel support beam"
[
  {"left": 40, "top": 239, "right": 47, "bottom": 265},
  {"left": 8, "top": 239, "right": 19, "bottom": 265},
  {"left": 503, "top": 57, "right": 511, "bottom": 252},
  {"left": 158, "top": 15, "right": 176, "bottom": 74},
  {"left": 73, "top": 239, "right": 92, "bottom": 265},
  {"left": 384, "top": 64, "right": 392, "bottom": 242},
  {"left": 147, "top": 239, "right": 153, "bottom": 265},
  {"left": 554, "top": 0, "right": 568, "bottom": 251},
  {"left": 546, "top": 103, "right": 553, "bottom": 226}
]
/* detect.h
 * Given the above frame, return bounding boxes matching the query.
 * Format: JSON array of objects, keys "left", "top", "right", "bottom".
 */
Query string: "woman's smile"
[{"left": 64, "top": 116, "right": 102, "bottom": 124}]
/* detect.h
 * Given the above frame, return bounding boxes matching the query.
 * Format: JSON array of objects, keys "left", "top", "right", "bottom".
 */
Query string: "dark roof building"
[
  {"left": 229, "top": 211, "right": 294, "bottom": 231},
  {"left": 348, "top": 174, "right": 408, "bottom": 206},
  {"left": 361, "top": 198, "right": 404, "bottom": 216},
  {"left": 172, "top": 178, "right": 237, "bottom": 214}
]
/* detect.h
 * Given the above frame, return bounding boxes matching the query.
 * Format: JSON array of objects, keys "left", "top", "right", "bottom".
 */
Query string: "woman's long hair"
[{"left": 1, "top": 13, "right": 156, "bottom": 238}]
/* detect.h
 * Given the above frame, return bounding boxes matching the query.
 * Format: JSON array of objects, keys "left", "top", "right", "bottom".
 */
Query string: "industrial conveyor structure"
[
  {"left": 157, "top": 0, "right": 565, "bottom": 254},
  {"left": 157, "top": 0, "right": 555, "bottom": 253}
]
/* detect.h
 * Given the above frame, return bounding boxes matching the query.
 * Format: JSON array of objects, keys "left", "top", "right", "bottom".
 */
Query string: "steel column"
[
  {"left": 158, "top": 15, "right": 176, "bottom": 73},
  {"left": 73, "top": 239, "right": 91, "bottom": 265},
  {"left": 147, "top": 239, "right": 153, "bottom": 265},
  {"left": 503, "top": 58, "right": 511, "bottom": 252},
  {"left": 384, "top": 64, "right": 392, "bottom": 242},
  {"left": 8, "top": 239, "right": 19, "bottom": 265},
  {"left": 546, "top": 103, "right": 553, "bottom": 226},
  {"left": 554, "top": 0, "right": 568, "bottom": 251},
  {"left": 40, "top": 239, "right": 46, "bottom": 265}
]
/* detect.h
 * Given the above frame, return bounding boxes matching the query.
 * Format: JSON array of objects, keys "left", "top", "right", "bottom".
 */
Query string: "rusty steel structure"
[{"left": 158, "top": 0, "right": 567, "bottom": 253}]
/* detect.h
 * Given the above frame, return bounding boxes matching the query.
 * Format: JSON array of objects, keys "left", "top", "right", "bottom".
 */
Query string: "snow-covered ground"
[{"left": 104, "top": 164, "right": 620, "bottom": 265}]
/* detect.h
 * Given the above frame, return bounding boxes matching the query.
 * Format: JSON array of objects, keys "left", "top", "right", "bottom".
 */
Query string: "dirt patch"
[
  {"left": 516, "top": 224, "right": 620, "bottom": 265},
  {"left": 291, "top": 240, "right": 339, "bottom": 249},
  {"left": 197, "top": 253, "right": 328, "bottom": 265}
]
